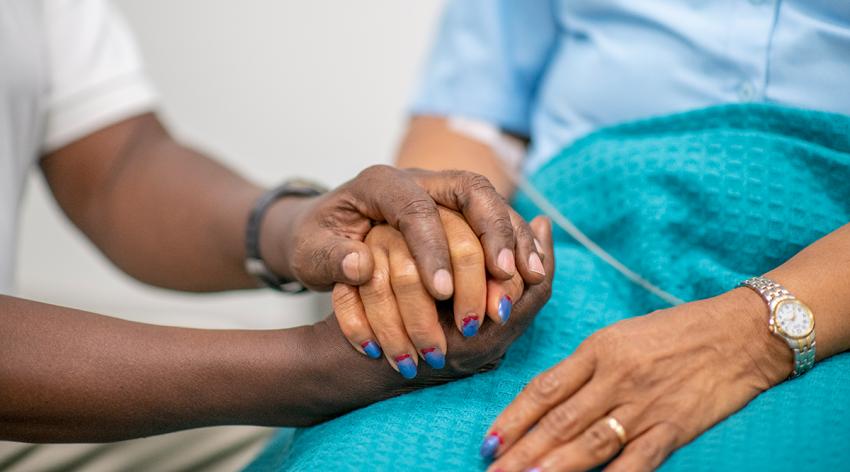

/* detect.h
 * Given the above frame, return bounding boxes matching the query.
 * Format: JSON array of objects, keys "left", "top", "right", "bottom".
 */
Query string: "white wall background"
[{"left": 16, "top": 0, "right": 444, "bottom": 329}]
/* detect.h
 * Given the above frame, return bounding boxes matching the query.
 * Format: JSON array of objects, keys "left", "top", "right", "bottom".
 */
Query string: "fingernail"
[
  {"left": 497, "top": 248, "right": 516, "bottom": 275},
  {"left": 342, "top": 252, "right": 360, "bottom": 280},
  {"left": 528, "top": 252, "right": 546, "bottom": 276},
  {"left": 394, "top": 354, "right": 417, "bottom": 379},
  {"left": 421, "top": 347, "right": 445, "bottom": 369},
  {"left": 498, "top": 295, "right": 513, "bottom": 324},
  {"left": 527, "top": 468, "right": 542, "bottom": 472},
  {"left": 433, "top": 269, "right": 453, "bottom": 297},
  {"left": 462, "top": 315, "right": 480, "bottom": 337},
  {"left": 480, "top": 432, "right": 503, "bottom": 459},
  {"left": 360, "top": 340, "right": 382, "bottom": 359}
]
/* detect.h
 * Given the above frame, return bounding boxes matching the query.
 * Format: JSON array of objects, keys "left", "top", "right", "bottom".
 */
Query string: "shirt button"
[{"left": 737, "top": 81, "right": 757, "bottom": 102}]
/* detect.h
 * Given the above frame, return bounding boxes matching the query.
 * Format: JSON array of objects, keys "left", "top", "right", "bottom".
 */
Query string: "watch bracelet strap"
[
  {"left": 245, "top": 180, "right": 326, "bottom": 293},
  {"left": 739, "top": 276, "right": 816, "bottom": 377}
]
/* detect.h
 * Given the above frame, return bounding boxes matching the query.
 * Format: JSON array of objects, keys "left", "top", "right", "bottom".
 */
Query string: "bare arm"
[
  {"left": 41, "top": 113, "right": 263, "bottom": 291},
  {"left": 396, "top": 116, "right": 525, "bottom": 198},
  {"left": 761, "top": 222, "right": 850, "bottom": 361},
  {"left": 0, "top": 217, "right": 555, "bottom": 443},
  {"left": 43, "top": 112, "right": 539, "bottom": 296}
]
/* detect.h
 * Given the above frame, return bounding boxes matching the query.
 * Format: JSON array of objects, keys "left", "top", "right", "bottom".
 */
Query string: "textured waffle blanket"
[{"left": 247, "top": 105, "right": 850, "bottom": 471}]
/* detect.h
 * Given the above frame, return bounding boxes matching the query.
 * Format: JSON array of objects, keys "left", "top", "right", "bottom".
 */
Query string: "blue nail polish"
[
  {"left": 361, "top": 340, "right": 382, "bottom": 359},
  {"left": 395, "top": 354, "right": 417, "bottom": 379},
  {"left": 480, "top": 432, "right": 503, "bottom": 459},
  {"left": 498, "top": 295, "right": 513, "bottom": 324},
  {"left": 527, "top": 468, "right": 542, "bottom": 472},
  {"left": 422, "top": 347, "right": 445, "bottom": 369},
  {"left": 462, "top": 315, "right": 480, "bottom": 337}
]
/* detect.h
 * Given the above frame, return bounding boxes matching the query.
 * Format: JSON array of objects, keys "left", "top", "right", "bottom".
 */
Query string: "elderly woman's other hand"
[
  {"left": 331, "top": 208, "right": 532, "bottom": 378},
  {"left": 481, "top": 288, "right": 792, "bottom": 472}
]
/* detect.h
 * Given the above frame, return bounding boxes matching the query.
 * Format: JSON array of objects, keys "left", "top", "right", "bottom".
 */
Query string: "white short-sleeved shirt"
[{"left": 0, "top": 0, "right": 156, "bottom": 294}]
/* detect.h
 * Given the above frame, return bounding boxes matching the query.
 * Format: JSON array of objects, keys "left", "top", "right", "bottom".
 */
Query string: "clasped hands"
[{"left": 332, "top": 207, "right": 551, "bottom": 379}]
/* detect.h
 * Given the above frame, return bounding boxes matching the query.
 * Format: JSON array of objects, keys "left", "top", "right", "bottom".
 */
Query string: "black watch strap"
[{"left": 244, "top": 179, "right": 326, "bottom": 293}]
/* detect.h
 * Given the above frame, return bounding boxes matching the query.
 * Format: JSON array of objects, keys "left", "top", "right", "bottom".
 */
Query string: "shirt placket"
[{"left": 726, "top": 0, "right": 781, "bottom": 103}]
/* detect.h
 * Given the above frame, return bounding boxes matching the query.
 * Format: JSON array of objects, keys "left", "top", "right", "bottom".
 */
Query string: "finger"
[
  {"left": 386, "top": 235, "right": 447, "bottom": 370},
  {"left": 358, "top": 242, "right": 419, "bottom": 379},
  {"left": 481, "top": 216, "right": 553, "bottom": 344},
  {"left": 332, "top": 283, "right": 382, "bottom": 359},
  {"left": 409, "top": 169, "right": 518, "bottom": 280},
  {"left": 529, "top": 216, "right": 553, "bottom": 276},
  {"left": 509, "top": 208, "right": 546, "bottom": 285},
  {"left": 480, "top": 351, "right": 593, "bottom": 460},
  {"left": 603, "top": 423, "right": 680, "bottom": 472},
  {"left": 486, "top": 383, "right": 617, "bottom": 471},
  {"left": 438, "top": 208, "right": 487, "bottom": 337},
  {"left": 485, "top": 272, "right": 523, "bottom": 326},
  {"left": 533, "top": 408, "right": 637, "bottom": 472},
  {"left": 346, "top": 165, "right": 454, "bottom": 300},
  {"left": 300, "top": 236, "right": 375, "bottom": 289}
]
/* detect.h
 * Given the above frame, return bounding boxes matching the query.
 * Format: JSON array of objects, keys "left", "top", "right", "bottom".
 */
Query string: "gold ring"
[{"left": 606, "top": 416, "right": 627, "bottom": 445}]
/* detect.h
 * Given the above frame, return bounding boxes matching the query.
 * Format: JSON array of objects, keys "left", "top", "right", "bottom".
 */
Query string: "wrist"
[
  {"left": 306, "top": 317, "right": 408, "bottom": 415},
  {"left": 258, "top": 195, "right": 316, "bottom": 282},
  {"left": 719, "top": 288, "right": 794, "bottom": 386}
]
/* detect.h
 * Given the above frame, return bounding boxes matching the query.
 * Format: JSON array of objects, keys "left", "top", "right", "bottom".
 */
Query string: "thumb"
[{"left": 300, "top": 236, "right": 375, "bottom": 288}]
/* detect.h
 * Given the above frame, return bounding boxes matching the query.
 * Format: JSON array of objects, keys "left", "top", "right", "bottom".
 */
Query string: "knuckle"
[
  {"left": 583, "top": 422, "right": 618, "bottom": 459},
  {"left": 336, "top": 312, "right": 367, "bottom": 339},
  {"left": 405, "top": 321, "right": 437, "bottom": 343},
  {"left": 369, "top": 268, "right": 391, "bottom": 288},
  {"left": 635, "top": 439, "right": 664, "bottom": 464},
  {"left": 391, "top": 262, "right": 421, "bottom": 292},
  {"left": 516, "top": 224, "right": 537, "bottom": 247},
  {"left": 451, "top": 240, "right": 484, "bottom": 265},
  {"left": 463, "top": 173, "right": 497, "bottom": 194},
  {"left": 361, "top": 269, "right": 392, "bottom": 302},
  {"left": 539, "top": 404, "right": 577, "bottom": 442},
  {"left": 657, "top": 421, "right": 686, "bottom": 449},
  {"left": 358, "top": 164, "right": 395, "bottom": 181},
  {"left": 491, "top": 215, "right": 516, "bottom": 239},
  {"left": 527, "top": 370, "right": 562, "bottom": 403},
  {"left": 455, "top": 173, "right": 499, "bottom": 207},
  {"left": 400, "top": 198, "right": 437, "bottom": 221},
  {"left": 332, "top": 285, "right": 361, "bottom": 312}
]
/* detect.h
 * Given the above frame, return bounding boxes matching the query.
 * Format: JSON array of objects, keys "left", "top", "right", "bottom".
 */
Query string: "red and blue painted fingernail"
[
  {"left": 498, "top": 295, "right": 513, "bottom": 324},
  {"left": 421, "top": 347, "right": 445, "bottom": 369},
  {"left": 462, "top": 315, "right": 480, "bottom": 337},
  {"left": 480, "top": 431, "right": 503, "bottom": 459},
  {"left": 360, "top": 340, "right": 382, "bottom": 359},
  {"left": 395, "top": 354, "right": 417, "bottom": 379}
]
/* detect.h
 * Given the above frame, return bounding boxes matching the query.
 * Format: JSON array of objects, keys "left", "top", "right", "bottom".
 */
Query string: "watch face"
[{"left": 774, "top": 300, "right": 814, "bottom": 338}]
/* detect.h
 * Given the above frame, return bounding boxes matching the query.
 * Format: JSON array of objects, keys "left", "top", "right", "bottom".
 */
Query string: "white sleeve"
[{"left": 42, "top": 0, "right": 158, "bottom": 153}]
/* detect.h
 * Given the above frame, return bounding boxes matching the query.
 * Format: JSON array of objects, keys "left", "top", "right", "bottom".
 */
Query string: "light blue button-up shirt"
[{"left": 412, "top": 0, "right": 850, "bottom": 172}]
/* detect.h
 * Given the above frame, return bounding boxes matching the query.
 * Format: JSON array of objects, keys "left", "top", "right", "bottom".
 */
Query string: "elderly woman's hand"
[
  {"left": 481, "top": 288, "right": 793, "bottom": 472},
  {"left": 296, "top": 217, "right": 554, "bottom": 423},
  {"left": 331, "top": 208, "right": 538, "bottom": 378}
]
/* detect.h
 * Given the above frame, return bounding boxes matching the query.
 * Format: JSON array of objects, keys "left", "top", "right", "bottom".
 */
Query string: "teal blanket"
[{"left": 248, "top": 105, "right": 850, "bottom": 471}]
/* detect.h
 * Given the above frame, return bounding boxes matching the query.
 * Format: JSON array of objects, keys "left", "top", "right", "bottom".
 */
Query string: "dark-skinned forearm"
[
  {"left": 40, "top": 113, "right": 293, "bottom": 292},
  {"left": 0, "top": 295, "right": 405, "bottom": 443}
]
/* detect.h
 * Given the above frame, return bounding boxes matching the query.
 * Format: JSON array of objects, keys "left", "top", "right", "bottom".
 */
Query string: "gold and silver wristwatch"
[{"left": 740, "top": 276, "right": 816, "bottom": 378}]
